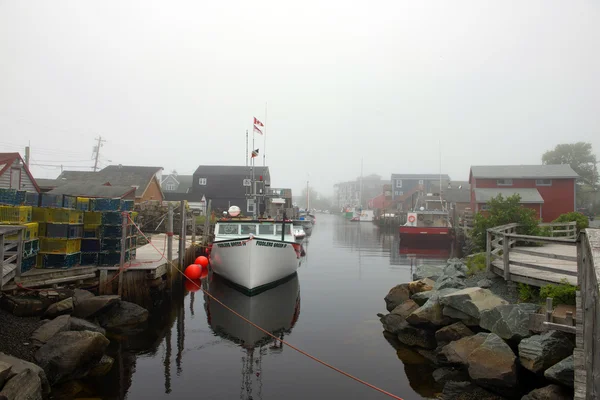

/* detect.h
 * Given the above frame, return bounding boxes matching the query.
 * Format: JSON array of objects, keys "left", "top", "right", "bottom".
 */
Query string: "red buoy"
[
  {"left": 184, "top": 264, "right": 202, "bottom": 280},
  {"left": 199, "top": 266, "right": 208, "bottom": 280},
  {"left": 184, "top": 279, "right": 201, "bottom": 292},
  {"left": 195, "top": 256, "right": 209, "bottom": 268}
]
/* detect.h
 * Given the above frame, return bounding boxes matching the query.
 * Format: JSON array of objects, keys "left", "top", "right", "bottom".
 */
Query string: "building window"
[
  {"left": 165, "top": 183, "right": 175, "bottom": 191},
  {"left": 536, "top": 179, "right": 552, "bottom": 186},
  {"left": 198, "top": 178, "right": 207, "bottom": 185},
  {"left": 395, "top": 191, "right": 403, "bottom": 196},
  {"left": 481, "top": 204, "right": 491, "bottom": 211},
  {"left": 496, "top": 179, "right": 513, "bottom": 186},
  {"left": 396, "top": 179, "right": 403, "bottom": 188},
  {"left": 418, "top": 180, "right": 424, "bottom": 185}
]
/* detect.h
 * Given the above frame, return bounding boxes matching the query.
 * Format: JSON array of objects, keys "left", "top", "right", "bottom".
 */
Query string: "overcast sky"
[{"left": 1, "top": 1, "right": 598, "bottom": 195}]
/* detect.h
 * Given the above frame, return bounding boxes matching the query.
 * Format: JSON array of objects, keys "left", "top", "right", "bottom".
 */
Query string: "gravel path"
[
  {"left": 0, "top": 307, "right": 43, "bottom": 362},
  {"left": 464, "top": 270, "right": 520, "bottom": 304}
]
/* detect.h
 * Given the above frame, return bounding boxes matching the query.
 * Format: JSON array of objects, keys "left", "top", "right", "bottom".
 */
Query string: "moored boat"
[{"left": 399, "top": 194, "right": 452, "bottom": 247}]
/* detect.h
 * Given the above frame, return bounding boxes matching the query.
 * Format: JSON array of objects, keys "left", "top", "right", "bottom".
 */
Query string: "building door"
[{"left": 10, "top": 168, "right": 21, "bottom": 189}]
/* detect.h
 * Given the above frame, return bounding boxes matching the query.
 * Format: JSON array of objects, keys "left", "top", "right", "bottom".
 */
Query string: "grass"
[
  {"left": 518, "top": 283, "right": 540, "bottom": 302},
  {"left": 465, "top": 253, "right": 486, "bottom": 276},
  {"left": 196, "top": 215, "right": 218, "bottom": 224},
  {"left": 517, "top": 280, "right": 577, "bottom": 306}
]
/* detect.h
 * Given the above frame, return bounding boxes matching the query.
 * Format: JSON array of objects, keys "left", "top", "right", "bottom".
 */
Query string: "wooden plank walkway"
[{"left": 491, "top": 243, "right": 577, "bottom": 286}]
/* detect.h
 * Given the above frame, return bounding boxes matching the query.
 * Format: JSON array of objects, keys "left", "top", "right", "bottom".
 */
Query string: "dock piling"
[
  {"left": 118, "top": 212, "right": 127, "bottom": 297},
  {"left": 167, "top": 203, "right": 173, "bottom": 291}
]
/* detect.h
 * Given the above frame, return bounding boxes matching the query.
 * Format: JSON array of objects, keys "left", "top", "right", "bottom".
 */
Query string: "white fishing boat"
[
  {"left": 293, "top": 225, "right": 306, "bottom": 243},
  {"left": 209, "top": 214, "right": 302, "bottom": 293}
]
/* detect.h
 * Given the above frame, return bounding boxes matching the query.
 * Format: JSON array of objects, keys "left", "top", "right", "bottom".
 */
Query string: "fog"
[{"left": 1, "top": 1, "right": 598, "bottom": 195}]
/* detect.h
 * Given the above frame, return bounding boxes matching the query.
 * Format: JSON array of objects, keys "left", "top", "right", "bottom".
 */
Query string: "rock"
[
  {"left": 442, "top": 306, "right": 480, "bottom": 326},
  {"left": 412, "top": 288, "right": 459, "bottom": 306},
  {"left": 88, "top": 355, "right": 114, "bottom": 377},
  {"left": 34, "top": 331, "right": 110, "bottom": 385},
  {"left": 0, "top": 353, "right": 50, "bottom": 395},
  {"left": 384, "top": 284, "right": 411, "bottom": 312},
  {"left": 479, "top": 303, "right": 539, "bottom": 342},
  {"left": 0, "top": 369, "right": 42, "bottom": 400},
  {"left": 407, "top": 278, "right": 435, "bottom": 295},
  {"left": 415, "top": 348, "right": 439, "bottom": 364},
  {"left": 72, "top": 295, "right": 120, "bottom": 319},
  {"left": 30, "top": 315, "right": 71, "bottom": 347},
  {"left": 435, "top": 322, "right": 474, "bottom": 345},
  {"left": 467, "top": 333, "right": 517, "bottom": 390},
  {"left": 432, "top": 367, "right": 469, "bottom": 384},
  {"left": 443, "top": 259, "right": 469, "bottom": 278},
  {"left": 380, "top": 314, "right": 406, "bottom": 335},
  {"left": 406, "top": 295, "right": 453, "bottom": 327},
  {"left": 43, "top": 297, "right": 73, "bottom": 319},
  {"left": 440, "top": 287, "right": 509, "bottom": 319},
  {"left": 544, "top": 355, "right": 574, "bottom": 388},
  {"left": 521, "top": 384, "right": 573, "bottom": 400},
  {"left": 51, "top": 380, "right": 88, "bottom": 399},
  {"left": 70, "top": 317, "right": 106, "bottom": 335},
  {"left": 434, "top": 275, "right": 467, "bottom": 291},
  {"left": 396, "top": 320, "right": 437, "bottom": 349},
  {"left": 478, "top": 279, "right": 493, "bottom": 288},
  {"left": 518, "top": 330, "right": 574, "bottom": 373},
  {"left": 441, "top": 380, "right": 506, "bottom": 400},
  {"left": 391, "top": 299, "right": 420, "bottom": 319},
  {"left": 0, "top": 295, "right": 44, "bottom": 317},
  {"left": 97, "top": 301, "right": 149, "bottom": 332},
  {"left": 413, "top": 264, "right": 445, "bottom": 281},
  {"left": 439, "top": 333, "right": 488, "bottom": 366},
  {"left": 0, "top": 361, "right": 12, "bottom": 388},
  {"left": 72, "top": 289, "right": 94, "bottom": 305}
]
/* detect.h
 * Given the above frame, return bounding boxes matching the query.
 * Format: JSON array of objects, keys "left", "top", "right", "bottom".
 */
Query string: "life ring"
[{"left": 408, "top": 215, "right": 416, "bottom": 223}]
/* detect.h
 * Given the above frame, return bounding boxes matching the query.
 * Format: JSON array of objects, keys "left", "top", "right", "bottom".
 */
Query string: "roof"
[
  {"left": 392, "top": 174, "right": 451, "bottom": 180},
  {"left": 48, "top": 182, "right": 136, "bottom": 198},
  {"left": 474, "top": 188, "right": 544, "bottom": 204},
  {"left": 470, "top": 165, "right": 579, "bottom": 180},
  {"left": 162, "top": 174, "right": 193, "bottom": 194},
  {"left": 35, "top": 178, "right": 60, "bottom": 189},
  {"left": 194, "top": 165, "right": 270, "bottom": 178},
  {"left": 447, "top": 181, "right": 470, "bottom": 190},
  {"left": 444, "top": 188, "right": 471, "bottom": 203},
  {"left": 57, "top": 165, "right": 163, "bottom": 197},
  {"left": 0, "top": 152, "right": 41, "bottom": 192}
]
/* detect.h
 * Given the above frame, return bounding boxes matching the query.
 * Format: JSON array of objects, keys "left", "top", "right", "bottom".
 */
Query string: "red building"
[{"left": 469, "top": 165, "right": 578, "bottom": 222}]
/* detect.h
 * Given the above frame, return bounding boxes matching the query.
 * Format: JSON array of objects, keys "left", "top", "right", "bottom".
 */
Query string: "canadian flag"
[{"left": 253, "top": 117, "right": 264, "bottom": 127}]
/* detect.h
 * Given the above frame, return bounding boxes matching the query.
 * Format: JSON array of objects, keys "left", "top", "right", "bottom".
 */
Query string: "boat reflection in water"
[{"left": 204, "top": 273, "right": 301, "bottom": 399}]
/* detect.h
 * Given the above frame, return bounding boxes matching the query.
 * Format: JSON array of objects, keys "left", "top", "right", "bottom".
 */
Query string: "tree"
[
  {"left": 542, "top": 142, "right": 598, "bottom": 187},
  {"left": 298, "top": 186, "right": 332, "bottom": 210}
]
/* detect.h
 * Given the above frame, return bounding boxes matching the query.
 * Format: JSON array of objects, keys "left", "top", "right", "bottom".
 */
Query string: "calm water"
[{"left": 89, "top": 214, "right": 453, "bottom": 400}]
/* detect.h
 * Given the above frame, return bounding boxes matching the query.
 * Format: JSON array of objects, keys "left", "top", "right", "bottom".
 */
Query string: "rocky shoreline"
[
  {"left": 0, "top": 289, "right": 149, "bottom": 399},
  {"left": 379, "top": 259, "right": 575, "bottom": 400}
]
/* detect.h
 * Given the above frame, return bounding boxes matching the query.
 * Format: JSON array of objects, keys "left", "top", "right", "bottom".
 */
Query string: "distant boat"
[
  {"left": 399, "top": 193, "right": 452, "bottom": 247},
  {"left": 350, "top": 209, "right": 374, "bottom": 222}
]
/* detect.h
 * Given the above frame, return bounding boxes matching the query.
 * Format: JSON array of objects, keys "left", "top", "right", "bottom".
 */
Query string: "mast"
[
  {"left": 263, "top": 103, "right": 267, "bottom": 167},
  {"left": 359, "top": 157, "right": 363, "bottom": 209},
  {"left": 306, "top": 180, "right": 309, "bottom": 211},
  {"left": 246, "top": 130, "right": 248, "bottom": 167}
]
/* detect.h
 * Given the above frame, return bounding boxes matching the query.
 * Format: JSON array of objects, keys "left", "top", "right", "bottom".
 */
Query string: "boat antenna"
[{"left": 439, "top": 139, "right": 444, "bottom": 211}]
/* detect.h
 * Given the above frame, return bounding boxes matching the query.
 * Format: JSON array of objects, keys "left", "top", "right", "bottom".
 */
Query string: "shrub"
[
  {"left": 539, "top": 279, "right": 577, "bottom": 306},
  {"left": 465, "top": 253, "right": 486, "bottom": 276},
  {"left": 471, "top": 194, "right": 542, "bottom": 251},
  {"left": 553, "top": 211, "right": 589, "bottom": 233},
  {"left": 518, "top": 283, "right": 539, "bottom": 302}
]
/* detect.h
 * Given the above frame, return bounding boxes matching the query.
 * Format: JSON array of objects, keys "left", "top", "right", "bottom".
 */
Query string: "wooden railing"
[
  {"left": 0, "top": 226, "right": 25, "bottom": 290},
  {"left": 576, "top": 229, "right": 600, "bottom": 399},
  {"left": 486, "top": 221, "right": 578, "bottom": 285}
]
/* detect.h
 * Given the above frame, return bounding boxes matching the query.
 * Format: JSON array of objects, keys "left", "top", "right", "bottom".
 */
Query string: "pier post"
[
  {"left": 118, "top": 212, "right": 127, "bottom": 297},
  {"left": 486, "top": 230, "right": 492, "bottom": 272},
  {"left": 503, "top": 233, "right": 510, "bottom": 281},
  {"left": 167, "top": 203, "right": 173, "bottom": 290},
  {"left": 179, "top": 200, "right": 186, "bottom": 268},
  {"left": 191, "top": 214, "right": 196, "bottom": 245}
]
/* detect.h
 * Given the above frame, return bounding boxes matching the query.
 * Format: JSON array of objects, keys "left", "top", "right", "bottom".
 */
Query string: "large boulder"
[
  {"left": 0, "top": 360, "right": 11, "bottom": 388},
  {"left": 467, "top": 333, "right": 517, "bottom": 390},
  {"left": 97, "top": 301, "right": 149, "bottom": 332},
  {"left": 43, "top": 297, "right": 73, "bottom": 319},
  {"left": 443, "top": 259, "right": 469, "bottom": 278},
  {"left": 0, "top": 353, "right": 50, "bottom": 395},
  {"left": 30, "top": 315, "right": 71, "bottom": 346},
  {"left": 521, "top": 384, "right": 573, "bottom": 400},
  {"left": 440, "top": 380, "right": 506, "bottom": 400},
  {"left": 384, "top": 284, "right": 411, "bottom": 311},
  {"left": 396, "top": 319, "right": 437, "bottom": 349},
  {"left": 380, "top": 313, "right": 406, "bottom": 335},
  {"left": 408, "top": 278, "right": 435, "bottom": 295},
  {"left": 442, "top": 306, "right": 480, "bottom": 326},
  {"left": 406, "top": 295, "right": 453, "bottom": 327},
  {"left": 431, "top": 367, "right": 469, "bottom": 384},
  {"left": 543, "top": 355, "right": 574, "bottom": 388},
  {"left": 0, "top": 295, "right": 44, "bottom": 317},
  {"left": 70, "top": 317, "right": 106, "bottom": 335},
  {"left": 413, "top": 264, "right": 445, "bottom": 281},
  {"left": 34, "top": 331, "right": 110, "bottom": 385},
  {"left": 518, "top": 331, "right": 574, "bottom": 373},
  {"left": 440, "top": 287, "right": 509, "bottom": 319},
  {"left": 391, "top": 299, "right": 420, "bottom": 319},
  {"left": 434, "top": 275, "right": 467, "bottom": 291},
  {"left": 88, "top": 355, "right": 114, "bottom": 377},
  {"left": 0, "top": 369, "right": 42, "bottom": 400},
  {"left": 72, "top": 289, "right": 94, "bottom": 304},
  {"left": 72, "top": 295, "right": 120, "bottom": 319},
  {"left": 438, "top": 333, "right": 488, "bottom": 366},
  {"left": 412, "top": 288, "right": 459, "bottom": 306},
  {"left": 435, "top": 322, "right": 474, "bottom": 345},
  {"left": 479, "top": 303, "right": 539, "bottom": 342}
]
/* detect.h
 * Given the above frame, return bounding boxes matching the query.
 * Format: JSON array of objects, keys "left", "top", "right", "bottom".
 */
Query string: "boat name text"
[
  {"left": 256, "top": 241, "right": 287, "bottom": 248},
  {"left": 216, "top": 241, "right": 247, "bottom": 248}
]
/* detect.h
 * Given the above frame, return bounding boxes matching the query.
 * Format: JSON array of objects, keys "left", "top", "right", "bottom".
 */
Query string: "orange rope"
[{"left": 127, "top": 215, "right": 404, "bottom": 400}]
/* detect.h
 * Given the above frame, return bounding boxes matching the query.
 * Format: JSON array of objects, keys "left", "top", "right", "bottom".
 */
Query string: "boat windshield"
[
  {"left": 218, "top": 224, "right": 239, "bottom": 235},
  {"left": 240, "top": 224, "right": 257, "bottom": 235},
  {"left": 258, "top": 224, "right": 274, "bottom": 235},
  {"left": 275, "top": 224, "right": 293, "bottom": 235}
]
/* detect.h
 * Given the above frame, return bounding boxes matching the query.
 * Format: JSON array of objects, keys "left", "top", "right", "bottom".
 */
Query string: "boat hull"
[
  {"left": 209, "top": 237, "right": 300, "bottom": 292},
  {"left": 399, "top": 226, "right": 452, "bottom": 246}
]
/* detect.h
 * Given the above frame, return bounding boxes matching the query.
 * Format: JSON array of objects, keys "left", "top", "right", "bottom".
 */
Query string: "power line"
[{"left": 93, "top": 136, "right": 106, "bottom": 172}]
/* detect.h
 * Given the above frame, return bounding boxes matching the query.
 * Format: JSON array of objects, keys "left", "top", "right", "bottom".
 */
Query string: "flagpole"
[
  {"left": 263, "top": 102, "right": 267, "bottom": 167},
  {"left": 246, "top": 129, "right": 249, "bottom": 167}
]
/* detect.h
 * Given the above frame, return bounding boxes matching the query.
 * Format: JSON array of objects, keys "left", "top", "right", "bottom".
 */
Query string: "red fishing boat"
[{"left": 399, "top": 194, "right": 452, "bottom": 247}]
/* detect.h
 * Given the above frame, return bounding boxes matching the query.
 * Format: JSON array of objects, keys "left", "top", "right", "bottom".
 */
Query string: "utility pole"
[
  {"left": 93, "top": 136, "right": 106, "bottom": 172},
  {"left": 24, "top": 145, "right": 30, "bottom": 166}
]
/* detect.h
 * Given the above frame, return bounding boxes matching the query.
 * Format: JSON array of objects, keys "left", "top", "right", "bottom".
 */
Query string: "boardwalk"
[{"left": 491, "top": 243, "right": 577, "bottom": 286}]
